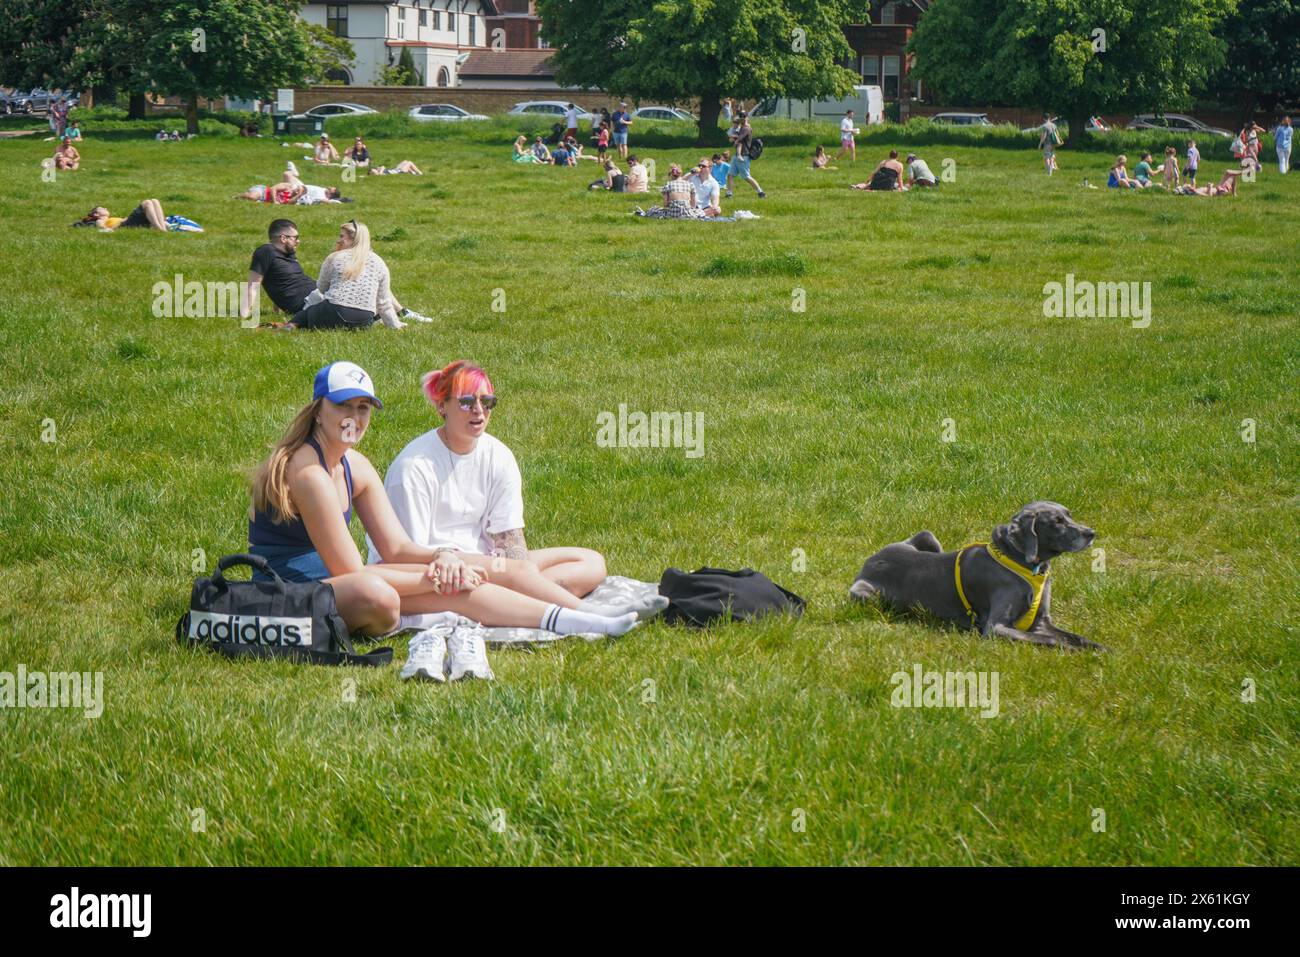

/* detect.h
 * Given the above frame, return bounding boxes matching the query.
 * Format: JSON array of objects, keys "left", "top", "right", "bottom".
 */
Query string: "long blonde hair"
[
  {"left": 250, "top": 399, "right": 322, "bottom": 523},
  {"left": 337, "top": 219, "right": 372, "bottom": 281}
]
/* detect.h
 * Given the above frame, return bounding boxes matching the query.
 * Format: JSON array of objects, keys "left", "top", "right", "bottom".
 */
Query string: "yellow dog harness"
[{"left": 954, "top": 542, "right": 1049, "bottom": 631}]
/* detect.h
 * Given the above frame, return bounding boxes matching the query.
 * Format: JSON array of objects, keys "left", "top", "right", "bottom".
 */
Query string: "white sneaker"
[
  {"left": 446, "top": 625, "right": 494, "bottom": 681},
  {"left": 400, "top": 628, "right": 447, "bottom": 682},
  {"left": 286, "top": 160, "right": 299, "bottom": 177},
  {"left": 402, "top": 308, "right": 434, "bottom": 323}
]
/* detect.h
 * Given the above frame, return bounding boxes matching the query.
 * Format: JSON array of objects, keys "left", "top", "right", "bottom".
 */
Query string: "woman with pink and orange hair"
[{"left": 368, "top": 359, "right": 667, "bottom": 624}]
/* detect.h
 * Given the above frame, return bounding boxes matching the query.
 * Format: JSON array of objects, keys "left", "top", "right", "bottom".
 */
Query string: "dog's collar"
[
  {"left": 955, "top": 543, "right": 1050, "bottom": 631},
  {"left": 987, "top": 541, "right": 1049, "bottom": 579}
]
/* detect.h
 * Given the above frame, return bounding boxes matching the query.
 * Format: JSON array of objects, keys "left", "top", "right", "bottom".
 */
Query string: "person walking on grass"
[
  {"left": 564, "top": 103, "right": 579, "bottom": 142},
  {"left": 1184, "top": 139, "right": 1200, "bottom": 186},
  {"left": 611, "top": 101, "right": 633, "bottom": 160},
  {"left": 730, "top": 111, "right": 766, "bottom": 198},
  {"left": 835, "top": 109, "right": 859, "bottom": 162},
  {"left": 1038, "top": 113, "right": 1061, "bottom": 174},
  {"left": 1275, "top": 116, "right": 1292, "bottom": 174},
  {"left": 246, "top": 362, "right": 655, "bottom": 682}
]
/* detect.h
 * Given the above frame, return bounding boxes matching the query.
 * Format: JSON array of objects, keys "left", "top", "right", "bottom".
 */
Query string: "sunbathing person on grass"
[
  {"left": 73, "top": 200, "right": 168, "bottom": 231},
  {"left": 366, "top": 360, "right": 667, "bottom": 656},
  {"left": 245, "top": 361, "right": 653, "bottom": 680},
  {"left": 1174, "top": 168, "right": 1242, "bottom": 196}
]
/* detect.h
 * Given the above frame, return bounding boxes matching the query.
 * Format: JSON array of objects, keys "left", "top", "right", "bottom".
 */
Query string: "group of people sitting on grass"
[
  {"left": 638, "top": 161, "right": 724, "bottom": 218},
  {"left": 242, "top": 217, "right": 433, "bottom": 331},
  {"left": 1106, "top": 146, "right": 1240, "bottom": 195},
  {"left": 848, "top": 150, "right": 938, "bottom": 190},
  {"left": 247, "top": 358, "right": 668, "bottom": 681}
]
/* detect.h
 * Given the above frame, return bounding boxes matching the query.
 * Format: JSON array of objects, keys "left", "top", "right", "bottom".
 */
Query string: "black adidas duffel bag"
[{"left": 176, "top": 553, "right": 391, "bottom": 667}]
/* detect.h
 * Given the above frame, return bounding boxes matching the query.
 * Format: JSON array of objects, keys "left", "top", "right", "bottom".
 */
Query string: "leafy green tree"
[
  {"left": 908, "top": 0, "right": 1237, "bottom": 146},
  {"left": 536, "top": 0, "right": 870, "bottom": 144},
  {"left": 130, "top": 0, "right": 318, "bottom": 134},
  {"left": 1204, "top": 0, "right": 1300, "bottom": 123}
]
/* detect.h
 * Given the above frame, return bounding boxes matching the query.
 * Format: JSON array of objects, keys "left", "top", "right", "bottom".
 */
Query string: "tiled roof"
[{"left": 458, "top": 49, "right": 555, "bottom": 78}]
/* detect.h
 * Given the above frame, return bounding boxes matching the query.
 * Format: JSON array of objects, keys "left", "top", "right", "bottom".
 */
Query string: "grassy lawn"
[{"left": 1, "top": 114, "right": 1296, "bottom": 865}]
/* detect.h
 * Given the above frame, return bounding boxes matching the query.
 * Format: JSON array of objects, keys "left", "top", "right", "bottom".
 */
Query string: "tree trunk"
[
  {"left": 1064, "top": 107, "right": 1088, "bottom": 149},
  {"left": 91, "top": 85, "right": 115, "bottom": 109},
  {"left": 696, "top": 92, "right": 721, "bottom": 146},
  {"left": 186, "top": 93, "right": 200, "bottom": 136},
  {"left": 127, "top": 92, "right": 147, "bottom": 120}
]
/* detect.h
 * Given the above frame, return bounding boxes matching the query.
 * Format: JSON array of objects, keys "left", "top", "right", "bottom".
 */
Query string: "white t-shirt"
[
  {"left": 299, "top": 184, "right": 330, "bottom": 204},
  {"left": 564, "top": 107, "right": 578, "bottom": 128},
  {"left": 366, "top": 429, "right": 524, "bottom": 562},
  {"left": 841, "top": 116, "right": 856, "bottom": 137},
  {"left": 693, "top": 173, "right": 720, "bottom": 209},
  {"left": 909, "top": 159, "right": 936, "bottom": 183}
]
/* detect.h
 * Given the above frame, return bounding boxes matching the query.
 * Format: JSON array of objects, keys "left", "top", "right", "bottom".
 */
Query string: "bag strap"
[{"left": 203, "top": 641, "right": 393, "bottom": 667}]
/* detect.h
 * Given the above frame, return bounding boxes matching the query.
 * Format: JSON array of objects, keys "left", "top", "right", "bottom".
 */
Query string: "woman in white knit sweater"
[{"left": 288, "top": 220, "right": 396, "bottom": 331}]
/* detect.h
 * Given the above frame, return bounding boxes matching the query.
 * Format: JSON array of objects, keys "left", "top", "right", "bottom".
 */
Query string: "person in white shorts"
[{"left": 835, "top": 109, "right": 859, "bottom": 162}]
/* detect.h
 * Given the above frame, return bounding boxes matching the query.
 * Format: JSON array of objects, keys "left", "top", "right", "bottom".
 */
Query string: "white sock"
[
  {"left": 578, "top": 594, "right": 669, "bottom": 621},
  {"left": 540, "top": 604, "right": 639, "bottom": 636}
]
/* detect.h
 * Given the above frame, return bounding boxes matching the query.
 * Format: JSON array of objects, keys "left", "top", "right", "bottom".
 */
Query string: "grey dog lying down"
[{"left": 849, "top": 501, "right": 1108, "bottom": 651}]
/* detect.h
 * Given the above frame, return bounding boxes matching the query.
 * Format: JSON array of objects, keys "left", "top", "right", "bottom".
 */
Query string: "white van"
[{"left": 751, "top": 86, "right": 884, "bottom": 125}]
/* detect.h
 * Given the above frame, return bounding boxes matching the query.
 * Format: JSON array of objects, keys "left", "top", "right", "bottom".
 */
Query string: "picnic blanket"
[{"left": 393, "top": 575, "right": 660, "bottom": 649}]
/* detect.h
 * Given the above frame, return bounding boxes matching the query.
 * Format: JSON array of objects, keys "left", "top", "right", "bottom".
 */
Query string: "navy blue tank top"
[{"left": 249, "top": 437, "right": 353, "bottom": 550}]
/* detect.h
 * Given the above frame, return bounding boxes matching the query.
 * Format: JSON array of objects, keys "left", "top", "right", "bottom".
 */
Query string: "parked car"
[
  {"left": 409, "top": 103, "right": 489, "bottom": 122},
  {"left": 929, "top": 112, "right": 995, "bottom": 126},
  {"left": 630, "top": 106, "right": 695, "bottom": 122},
  {"left": 301, "top": 102, "right": 379, "bottom": 120},
  {"left": 507, "top": 100, "right": 593, "bottom": 120},
  {"left": 751, "top": 86, "right": 884, "bottom": 125},
  {"left": 8, "top": 88, "right": 79, "bottom": 114},
  {"left": 1127, "top": 113, "right": 1232, "bottom": 138},
  {"left": 1020, "top": 116, "right": 1110, "bottom": 134}
]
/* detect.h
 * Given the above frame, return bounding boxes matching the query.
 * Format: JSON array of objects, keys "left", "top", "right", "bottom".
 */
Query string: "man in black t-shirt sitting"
[{"left": 242, "top": 219, "right": 318, "bottom": 321}]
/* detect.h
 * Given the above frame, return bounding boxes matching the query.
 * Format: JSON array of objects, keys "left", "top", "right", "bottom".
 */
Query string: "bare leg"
[
  {"left": 452, "top": 553, "right": 588, "bottom": 608},
  {"left": 527, "top": 547, "right": 607, "bottom": 598},
  {"left": 325, "top": 571, "right": 402, "bottom": 636},
  {"left": 140, "top": 198, "right": 167, "bottom": 230},
  {"left": 401, "top": 580, "right": 556, "bottom": 627}
]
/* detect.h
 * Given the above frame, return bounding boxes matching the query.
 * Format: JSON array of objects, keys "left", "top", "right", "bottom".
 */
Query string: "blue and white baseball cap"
[{"left": 313, "top": 361, "right": 383, "bottom": 409}]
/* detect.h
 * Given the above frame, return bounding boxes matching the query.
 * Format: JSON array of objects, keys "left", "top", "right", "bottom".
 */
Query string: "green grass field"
[{"left": 1, "top": 113, "right": 1296, "bottom": 865}]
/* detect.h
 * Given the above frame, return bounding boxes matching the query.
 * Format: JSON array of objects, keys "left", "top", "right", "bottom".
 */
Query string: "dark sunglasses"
[{"left": 456, "top": 394, "right": 497, "bottom": 412}]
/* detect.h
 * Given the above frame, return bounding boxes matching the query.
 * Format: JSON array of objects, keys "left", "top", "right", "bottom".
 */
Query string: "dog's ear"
[{"left": 1013, "top": 509, "right": 1039, "bottom": 564}]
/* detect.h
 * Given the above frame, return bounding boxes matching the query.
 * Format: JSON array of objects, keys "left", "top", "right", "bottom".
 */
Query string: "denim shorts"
[
  {"left": 249, "top": 545, "right": 331, "bottom": 583},
  {"left": 612, "top": 131, "right": 628, "bottom": 146},
  {"left": 732, "top": 156, "right": 751, "bottom": 179}
]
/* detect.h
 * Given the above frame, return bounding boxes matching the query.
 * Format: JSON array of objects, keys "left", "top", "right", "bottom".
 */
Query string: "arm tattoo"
[{"left": 489, "top": 528, "right": 529, "bottom": 562}]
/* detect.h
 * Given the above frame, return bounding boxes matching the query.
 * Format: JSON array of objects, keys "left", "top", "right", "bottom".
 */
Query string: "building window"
[
  {"left": 432, "top": 10, "right": 440, "bottom": 29},
  {"left": 881, "top": 2, "right": 897, "bottom": 25},
  {"left": 420, "top": 10, "right": 428, "bottom": 27},
  {"left": 447, "top": 11, "right": 456, "bottom": 31},
  {"left": 860, "top": 55, "right": 879, "bottom": 87},
  {"left": 437, "top": 66, "right": 451, "bottom": 87},
  {"left": 326, "top": 4, "right": 348, "bottom": 38},
  {"left": 469, "top": 15, "right": 476, "bottom": 45},
  {"left": 397, "top": 10, "right": 405, "bottom": 39},
  {"left": 883, "top": 54, "right": 900, "bottom": 98}
]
